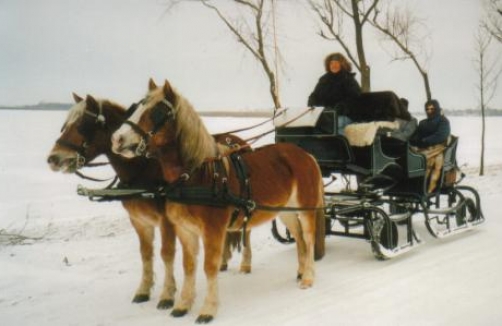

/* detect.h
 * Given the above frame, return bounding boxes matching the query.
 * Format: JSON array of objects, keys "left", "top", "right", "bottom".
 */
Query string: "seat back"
[
  {"left": 275, "top": 110, "right": 354, "bottom": 176},
  {"left": 443, "top": 135, "right": 458, "bottom": 172},
  {"left": 347, "top": 91, "right": 411, "bottom": 122}
]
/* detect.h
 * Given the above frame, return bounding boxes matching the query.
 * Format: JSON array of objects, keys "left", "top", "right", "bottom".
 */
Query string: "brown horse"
[
  {"left": 111, "top": 79, "right": 325, "bottom": 323},
  {"left": 47, "top": 94, "right": 252, "bottom": 310}
]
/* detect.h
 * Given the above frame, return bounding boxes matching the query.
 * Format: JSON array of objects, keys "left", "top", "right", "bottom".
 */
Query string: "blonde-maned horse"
[
  {"left": 47, "top": 94, "right": 252, "bottom": 310},
  {"left": 111, "top": 79, "right": 325, "bottom": 323}
]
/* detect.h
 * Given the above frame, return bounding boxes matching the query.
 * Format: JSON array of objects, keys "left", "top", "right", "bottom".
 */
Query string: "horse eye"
[{"left": 77, "top": 121, "right": 94, "bottom": 140}]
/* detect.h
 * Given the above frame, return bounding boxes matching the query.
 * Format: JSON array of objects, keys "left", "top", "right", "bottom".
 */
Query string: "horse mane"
[
  {"left": 62, "top": 101, "right": 87, "bottom": 131},
  {"left": 100, "top": 99, "right": 127, "bottom": 130},
  {"left": 172, "top": 89, "right": 217, "bottom": 170},
  {"left": 62, "top": 97, "right": 125, "bottom": 132}
]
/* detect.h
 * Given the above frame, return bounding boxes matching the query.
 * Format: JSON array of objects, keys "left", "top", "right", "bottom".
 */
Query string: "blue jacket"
[{"left": 410, "top": 99, "right": 451, "bottom": 148}]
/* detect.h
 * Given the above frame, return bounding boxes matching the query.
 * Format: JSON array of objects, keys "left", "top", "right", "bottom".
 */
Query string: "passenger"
[
  {"left": 410, "top": 99, "right": 451, "bottom": 193},
  {"left": 308, "top": 52, "right": 361, "bottom": 135}
]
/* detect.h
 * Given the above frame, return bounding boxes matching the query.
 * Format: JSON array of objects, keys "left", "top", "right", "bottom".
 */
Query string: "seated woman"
[
  {"left": 308, "top": 52, "right": 361, "bottom": 135},
  {"left": 410, "top": 99, "right": 451, "bottom": 193}
]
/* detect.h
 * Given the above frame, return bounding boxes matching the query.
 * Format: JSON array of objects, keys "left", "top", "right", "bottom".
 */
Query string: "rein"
[
  {"left": 75, "top": 170, "right": 117, "bottom": 184},
  {"left": 240, "top": 107, "right": 315, "bottom": 145},
  {"left": 219, "top": 109, "right": 285, "bottom": 134},
  {"left": 56, "top": 137, "right": 115, "bottom": 182}
]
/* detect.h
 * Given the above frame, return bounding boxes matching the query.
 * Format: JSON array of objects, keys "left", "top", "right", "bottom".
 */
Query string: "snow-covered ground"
[{"left": 1, "top": 110, "right": 501, "bottom": 326}]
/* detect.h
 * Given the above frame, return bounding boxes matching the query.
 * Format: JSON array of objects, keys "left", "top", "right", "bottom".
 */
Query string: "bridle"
[
  {"left": 56, "top": 104, "right": 106, "bottom": 170},
  {"left": 122, "top": 96, "right": 176, "bottom": 157}
]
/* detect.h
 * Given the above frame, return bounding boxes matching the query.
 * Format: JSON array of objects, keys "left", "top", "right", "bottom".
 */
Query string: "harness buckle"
[
  {"left": 76, "top": 153, "right": 86, "bottom": 169},
  {"left": 246, "top": 200, "right": 256, "bottom": 212},
  {"left": 135, "top": 138, "right": 147, "bottom": 157}
]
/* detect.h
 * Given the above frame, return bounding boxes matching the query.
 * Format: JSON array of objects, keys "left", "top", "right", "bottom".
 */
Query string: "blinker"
[{"left": 149, "top": 98, "right": 175, "bottom": 131}]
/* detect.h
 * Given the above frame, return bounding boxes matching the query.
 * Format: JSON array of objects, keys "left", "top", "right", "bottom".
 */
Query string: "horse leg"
[
  {"left": 129, "top": 216, "right": 155, "bottom": 303},
  {"left": 171, "top": 226, "right": 199, "bottom": 318},
  {"left": 239, "top": 230, "right": 252, "bottom": 274},
  {"left": 278, "top": 213, "right": 307, "bottom": 282},
  {"left": 196, "top": 226, "right": 227, "bottom": 323},
  {"left": 157, "top": 215, "right": 177, "bottom": 310},
  {"left": 297, "top": 212, "right": 317, "bottom": 289}
]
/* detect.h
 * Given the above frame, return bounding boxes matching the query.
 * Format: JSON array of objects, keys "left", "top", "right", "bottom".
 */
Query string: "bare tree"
[
  {"left": 473, "top": 25, "right": 502, "bottom": 176},
  {"left": 165, "top": 0, "right": 282, "bottom": 110},
  {"left": 309, "top": 0, "right": 380, "bottom": 92},
  {"left": 370, "top": 2, "right": 432, "bottom": 100},
  {"left": 484, "top": 0, "right": 502, "bottom": 43}
]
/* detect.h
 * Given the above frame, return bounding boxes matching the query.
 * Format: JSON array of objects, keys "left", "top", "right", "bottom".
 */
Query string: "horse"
[
  {"left": 47, "top": 94, "right": 252, "bottom": 310},
  {"left": 111, "top": 78, "right": 326, "bottom": 323}
]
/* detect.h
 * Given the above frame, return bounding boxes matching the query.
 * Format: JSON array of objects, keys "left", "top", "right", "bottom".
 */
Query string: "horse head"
[
  {"left": 47, "top": 93, "right": 125, "bottom": 173},
  {"left": 111, "top": 79, "right": 178, "bottom": 159},
  {"left": 112, "top": 78, "right": 217, "bottom": 176}
]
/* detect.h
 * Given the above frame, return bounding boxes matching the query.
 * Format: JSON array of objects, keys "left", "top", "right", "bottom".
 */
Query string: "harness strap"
[
  {"left": 123, "top": 120, "right": 151, "bottom": 139},
  {"left": 80, "top": 183, "right": 329, "bottom": 213},
  {"left": 75, "top": 171, "right": 117, "bottom": 183},
  {"left": 227, "top": 153, "right": 254, "bottom": 245}
]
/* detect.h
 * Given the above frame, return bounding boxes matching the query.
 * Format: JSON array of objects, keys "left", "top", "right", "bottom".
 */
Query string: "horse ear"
[
  {"left": 148, "top": 78, "right": 157, "bottom": 91},
  {"left": 85, "top": 95, "right": 99, "bottom": 110},
  {"left": 73, "top": 93, "right": 83, "bottom": 103},
  {"left": 163, "top": 80, "right": 174, "bottom": 98}
]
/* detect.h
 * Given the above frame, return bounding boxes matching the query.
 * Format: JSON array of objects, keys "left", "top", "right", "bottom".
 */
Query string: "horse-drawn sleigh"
[
  {"left": 47, "top": 79, "right": 484, "bottom": 323},
  {"left": 273, "top": 91, "right": 484, "bottom": 260}
]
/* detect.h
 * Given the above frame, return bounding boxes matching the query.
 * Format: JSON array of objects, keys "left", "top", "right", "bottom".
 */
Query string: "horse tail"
[
  {"left": 314, "top": 175, "right": 326, "bottom": 261},
  {"left": 225, "top": 230, "right": 242, "bottom": 253}
]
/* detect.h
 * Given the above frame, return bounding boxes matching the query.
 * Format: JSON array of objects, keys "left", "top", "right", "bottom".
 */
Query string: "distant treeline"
[
  {"left": 0, "top": 103, "right": 71, "bottom": 111},
  {"left": 442, "top": 108, "right": 502, "bottom": 116},
  {"left": 1, "top": 103, "right": 501, "bottom": 117},
  {"left": 0, "top": 102, "right": 273, "bottom": 117}
]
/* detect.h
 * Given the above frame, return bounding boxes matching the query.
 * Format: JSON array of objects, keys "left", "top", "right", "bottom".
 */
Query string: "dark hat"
[{"left": 424, "top": 99, "right": 441, "bottom": 111}]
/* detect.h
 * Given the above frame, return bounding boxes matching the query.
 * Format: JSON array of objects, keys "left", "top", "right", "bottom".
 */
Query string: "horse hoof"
[
  {"left": 132, "top": 294, "right": 150, "bottom": 303},
  {"left": 220, "top": 264, "right": 228, "bottom": 272},
  {"left": 171, "top": 309, "right": 188, "bottom": 318},
  {"left": 196, "top": 314, "right": 214, "bottom": 324},
  {"left": 157, "top": 299, "right": 174, "bottom": 310},
  {"left": 299, "top": 279, "right": 313, "bottom": 289},
  {"left": 239, "top": 266, "right": 251, "bottom": 274}
]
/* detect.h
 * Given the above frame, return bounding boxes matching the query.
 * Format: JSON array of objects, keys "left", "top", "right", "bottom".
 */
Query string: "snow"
[{"left": 1, "top": 110, "right": 502, "bottom": 326}]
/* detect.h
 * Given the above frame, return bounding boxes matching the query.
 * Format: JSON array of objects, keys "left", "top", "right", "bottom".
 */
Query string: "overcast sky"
[{"left": 1, "top": 0, "right": 501, "bottom": 112}]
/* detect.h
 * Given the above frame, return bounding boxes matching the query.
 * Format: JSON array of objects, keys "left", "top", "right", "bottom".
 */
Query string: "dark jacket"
[
  {"left": 307, "top": 71, "right": 361, "bottom": 114},
  {"left": 410, "top": 100, "right": 450, "bottom": 148}
]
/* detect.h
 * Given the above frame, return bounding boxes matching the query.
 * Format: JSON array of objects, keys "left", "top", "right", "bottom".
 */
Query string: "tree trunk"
[
  {"left": 480, "top": 64, "right": 485, "bottom": 176},
  {"left": 351, "top": 0, "right": 371, "bottom": 92},
  {"left": 422, "top": 71, "right": 432, "bottom": 100}
]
